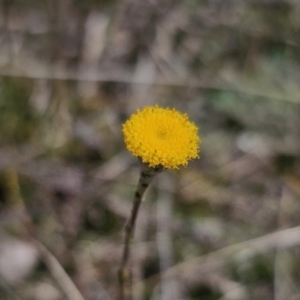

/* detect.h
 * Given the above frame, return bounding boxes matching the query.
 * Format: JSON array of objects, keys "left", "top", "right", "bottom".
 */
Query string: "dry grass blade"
[
  {"left": 35, "top": 241, "right": 85, "bottom": 300},
  {"left": 133, "top": 225, "right": 300, "bottom": 295}
]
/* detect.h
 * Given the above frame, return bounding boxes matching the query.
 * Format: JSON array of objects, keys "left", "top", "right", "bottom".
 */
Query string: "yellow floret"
[{"left": 122, "top": 105, "right": 200, "bottom": 169}]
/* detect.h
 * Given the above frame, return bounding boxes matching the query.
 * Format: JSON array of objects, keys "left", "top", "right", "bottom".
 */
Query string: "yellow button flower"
[{"left": 122, "top": 105, "right": 200, "bottom": 169}]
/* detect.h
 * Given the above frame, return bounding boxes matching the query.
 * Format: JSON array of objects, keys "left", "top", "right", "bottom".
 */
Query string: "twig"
[
  {"left": 0, "top": 61, "right": 300, "bottom": 104},
  {"left": 36, "top": 241, "right": 86, "bottom": 300},
  {"left": 0, "top": 162, "right": 87, "bottom": 300},
  {"left": 133, "top": 224, "right": 300, "bottom": 296}
]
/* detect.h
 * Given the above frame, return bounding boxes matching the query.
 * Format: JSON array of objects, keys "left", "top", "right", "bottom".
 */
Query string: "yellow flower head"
[{"left": 122, "top": 105, "right": 200, "bottom": 169}]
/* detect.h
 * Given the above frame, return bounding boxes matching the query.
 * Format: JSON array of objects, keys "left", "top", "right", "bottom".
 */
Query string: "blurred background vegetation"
[{"left": 0, "top": 0, "right": 300, "bottom": 299}]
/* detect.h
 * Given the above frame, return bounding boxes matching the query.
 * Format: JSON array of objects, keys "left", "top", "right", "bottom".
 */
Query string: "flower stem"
[{"left": 119, "top": 163, "right": 163, "bottom": 300}]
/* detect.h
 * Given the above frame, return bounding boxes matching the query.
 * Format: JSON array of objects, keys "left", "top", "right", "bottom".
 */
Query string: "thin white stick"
[{"left": 35, "top": 241, "right": 86, "bottom": 300}]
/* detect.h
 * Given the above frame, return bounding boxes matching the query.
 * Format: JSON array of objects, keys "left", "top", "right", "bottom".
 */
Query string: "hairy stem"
[{"left": 119, "top": 163, "right": 163, "bottom": 300}]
